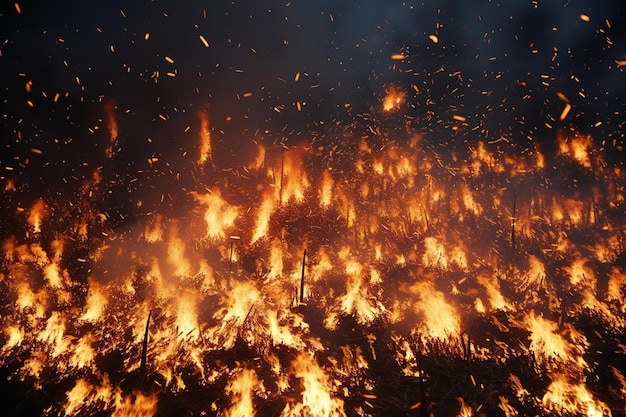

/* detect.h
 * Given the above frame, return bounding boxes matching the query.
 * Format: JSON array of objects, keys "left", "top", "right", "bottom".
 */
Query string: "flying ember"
[{"left": 0, "top": 1, "right": 625, "bottom": 417}]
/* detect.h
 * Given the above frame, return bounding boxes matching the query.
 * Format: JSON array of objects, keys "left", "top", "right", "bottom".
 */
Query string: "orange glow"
[
  {"left": 104, "top": 99, "right": 118, "bottom": 158},
  {"left": 225, "top": 368, "right": 262, "bottom": 417},
  {"left": 144, "top": 213, "right": 164, "bottom": 242},
  {"left": 0, "top": 96, "right": 623, "bottom": 416},
  {"left": 198, "top": 110, "right": 212, "bottom": 165},
  {"left": 543, "top": 374, "right": 611, "bottom": 417},
  {"left": 27, "top": 198, "right": 46, "bottom": 233},
  {"left": 403, "top": 281, "right": 461, "bottom": 339},
  {"left": 192, "top": 190, "right": 239, "bottom": 240},
  {"left": 558, "top": 131, "right": 593, "bottom": 168},
  {"left": 5, "top": 178, "right": 16, "bottom": 191},
  {"left": 319, "top": 170, "right": 334, "bottom": 208},
  {"left": 522, "top": 311, "right": 588, "bottom": 371},
  {"left": 281, "top": 352, "right": 345, "bottom": 417},
  {"left": 251, "top": 191, "right": 275, "bottom": 243},
  {"left": 382, "top": 86, "right": 406, "bottom": 111}
]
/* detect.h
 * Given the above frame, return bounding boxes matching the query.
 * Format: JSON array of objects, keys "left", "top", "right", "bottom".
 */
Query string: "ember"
[{"left": 1, "top": 1, "right": 625, "bottom": 417}]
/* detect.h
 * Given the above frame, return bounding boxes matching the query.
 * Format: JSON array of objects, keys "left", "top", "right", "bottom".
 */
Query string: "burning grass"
[{"left": 0, "top": 114, "right": 625, "bottom": 416}]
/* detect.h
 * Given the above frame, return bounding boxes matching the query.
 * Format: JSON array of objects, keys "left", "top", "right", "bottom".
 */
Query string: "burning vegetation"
[
  {"left": 1, "top": 98, "right": 625, "bottom": 416},
  {"left": 1, "top": 2, "right": 626, "bottom": 417}
]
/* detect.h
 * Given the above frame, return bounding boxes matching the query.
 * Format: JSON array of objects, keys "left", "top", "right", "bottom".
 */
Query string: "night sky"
[{"left": 1, "top": 0, "right": 625, "bottom": 208}]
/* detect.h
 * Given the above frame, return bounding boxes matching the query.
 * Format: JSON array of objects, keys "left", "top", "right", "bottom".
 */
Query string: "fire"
[
  {"left": 104, "top": 99, "right": 119, "bottom": 158},
  {"left": 382, "top": 86, "right": 406, "bottom": 111},
  {"left": 542, "top": 373, "right": 611, "bottom": 417},
  {"left": 319, "top": 170, "right": 334, "bottom": 208},
  {"left": 5, "top": 178, "right": 16, "bottom": 191},
  {"left": 192, "top": 190, "right": 239, "bottom": 240},
  {"left": 225, "top": 368, "right": 263, "bottom": 417},
  {"left": 522, "top": 311, "right": 588, "bottom": 371},
  {"left": 403, "top": 281, "right": 461, "bottom": 340},
  {"left": 252, "top": 191, "right": 275, "bottom": 243},
  {"left": 277, "top": 147, "right": 311, "bottom": 204},
  {"left": 1, "top": 100, "right": 625, "bottom": 415},
  {"left": 330, "top": 255, "right": 386, "bottom": 327},
  {"left": 80, "top": 280, "right": 108, "bottom": 323},
  {"left": 476, "top": 272, "right": 512, "bottom": 311},
  {"left": 143, "top": 213, "right": 164, "bottom": 242},
  {"left": 27, "top": 198, "right": 46, "bottom": 233},
  {"left": 282, "top": 352, "right": 346, "bottom": 417},
  {"left": 198, "top": 109, "right": 212, "bottom": 165},
  {"left": 558, "top": 130, "right": 593, "bottom": 168},
  {"left": 3, "top": 325, "right": 24, "bottom": 351}
]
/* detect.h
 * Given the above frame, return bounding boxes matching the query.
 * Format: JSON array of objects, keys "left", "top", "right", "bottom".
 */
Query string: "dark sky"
[{"left": 1, "top": 0, "right": 625, "bottom": 196}]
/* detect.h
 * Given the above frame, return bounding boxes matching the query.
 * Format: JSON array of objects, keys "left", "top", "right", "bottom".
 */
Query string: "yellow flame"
[
  {"left": 192, "top": 190, "right": 239, "bottom": 240},
  {"left": 281, "top": 352, "right": 346, "bottom": 417},
  {"left": 252, "top": 191, "right": 275, "bottom": 243},
  {"left": 225, "top": 368, "right": 263, "bottom": 417},
  {"left": 542, "top": 374, "right": 611, "bottom": 417}
]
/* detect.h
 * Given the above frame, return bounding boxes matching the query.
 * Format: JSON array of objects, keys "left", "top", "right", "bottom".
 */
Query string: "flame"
[
  {"left": 144, "top": 213, "right": 164, "bottom": 242},
  {"left": 3, "top": 325, "right": 24, "bottom": 351},
  {"left": 607, "top": 267, "right": 626, "bottom": 311},
  {"left": 278, "top": 147, "right": 311, "bottom": 204},
  {"left": 27, "top": 198, "right": 46, "bottom": 233},
  {"left": 0, "top": 99, "right": 624, "bottom": 416},
  {"left": 192, "top": 190, "right": 239, "bottom": 240},
  {"left": 542, "top": 373, "right": 611, "bottom": 417},
  {"left": 565, "top": 258, "right": 595, "bottom": 288},
  {"left": 382, "top": 86, "right": 406, "bottom": 112},
  {"left": 477, "top": 272, "right": 513, "bottom": 311},
  {"left": 522, "top": 311, "right": 588, "bottom": 371},
  {"left": 167, "top": 220, "right": 193, "bottom": 277},
  {"left": 457, "top": 397, "right": 473, "bottom": 417},
  {"left": 281, "top": 352, "right": 346, "bottom": 417},
  {"left": 225, "top": 368, "right": 263, "bottom": 417},
  {"left": 198, "top": 110, "right": 212, "bottom": 165},
  {"left": 402, "top": 281, "right": 461, "bottom": 339},
  {"left": 5, "top": 178, "right": 16, "bottom": 191},
  {"left": 319, "top": 170, "right": 334, "bottom": 208},
  {"left": 329, "top": 254, "right": 386, "bottom": 327},
  {"left": 252, "top": 190, "right": 275, "bottom": 243},
  {"left": 104, "top": 99, "right": 118, "bottom": 158},
  {"left": 558, "top": 130, "right": 593, "bottom": 168},
  {"left": 80, "top": 280, "right": 108, "bottom": 323}
]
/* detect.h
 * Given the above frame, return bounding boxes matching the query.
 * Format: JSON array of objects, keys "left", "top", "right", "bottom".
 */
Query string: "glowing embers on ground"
[{"left": 1, "top": 117, "right": 625, "bottom": 416}]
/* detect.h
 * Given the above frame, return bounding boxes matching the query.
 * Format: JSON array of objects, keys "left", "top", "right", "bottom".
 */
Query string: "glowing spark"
[{"left": 559, "top": 103, "right": 572, "bottom": 120}]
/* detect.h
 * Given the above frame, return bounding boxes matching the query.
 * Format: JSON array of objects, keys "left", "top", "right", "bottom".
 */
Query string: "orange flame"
[
  {"left": 104, "top": 99, "right": 118, "bottom": 158},
  {"left": 198, "top": 110, "right": 212, "bottom": 165},
  {"left": 27, "top": 199, "right": 46, "bottom": 233},
  {"left": 382, "top": 86, "right": 406, "bottom": 112}
]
